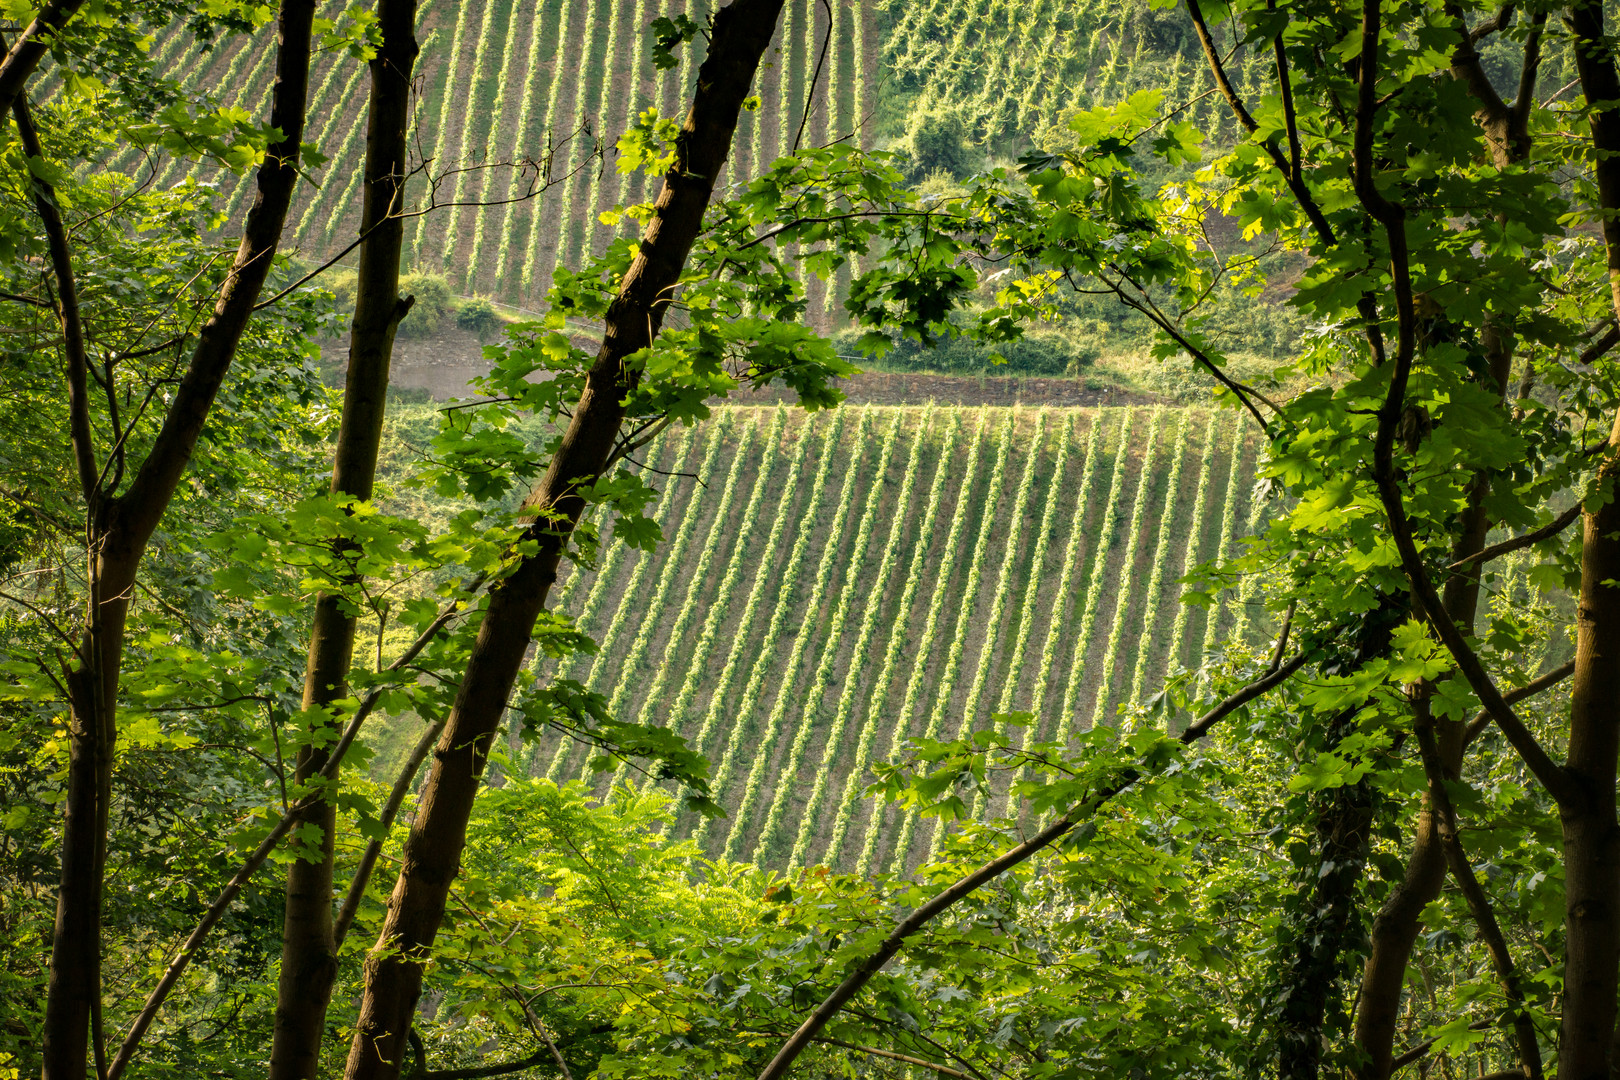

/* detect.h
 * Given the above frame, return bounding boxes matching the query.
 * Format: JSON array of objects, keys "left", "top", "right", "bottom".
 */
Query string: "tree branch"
[
  {"left": 1415, "top": 722, "right": 1543, "bottom": 1079},
  {"left": 1463, "top": 660, "right": 1574, "bottom": 749},
  {"left": 331, "top": 717, "right": 445, "bottom": 950},
  {"left": 0, "top": 0, "right": 83, "bottom": 118},
  {"left": 1447, "top": 503, "right": 1581, "bottom": 574},
  {"left": 756, "top": 646, "right": 1309, "bottom": 1080},
  {"left": 105, "top": 581, "right": 480, "bottom": 1080},
  {"left": 792, "top": 0, "right": 833, "bottom": 155},
  {"left": 13, "top": 92, "right": 98, "bottom": 507}
]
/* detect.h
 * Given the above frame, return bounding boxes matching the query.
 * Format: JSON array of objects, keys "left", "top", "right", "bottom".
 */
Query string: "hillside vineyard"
[
  {"left": 90, "top": 0, "right": 1233, "bottom": 318},
  {"left": 90, "top": 0, "right": 872, "bottom": 313},
  {"left": 520, "top": 405, "right": 1267, "bottom": 871}
]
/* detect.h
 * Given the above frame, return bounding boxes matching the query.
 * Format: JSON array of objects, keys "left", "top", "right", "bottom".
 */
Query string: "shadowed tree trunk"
[
  {"left": 1348, "top": 12, "right": 1541, "bottom": 1074},
  {"left": 269, "top": 4, "right": 419, "bottom": 1077},
  {"left": 35, "top": 4, "right": 318, "bottom": 1076},
  {"left": 1560, "top": 2, "right": 1620, "bottom": 1075},
  {"left": 341, "top": 3, "right": 786, "bottom": 1076}
]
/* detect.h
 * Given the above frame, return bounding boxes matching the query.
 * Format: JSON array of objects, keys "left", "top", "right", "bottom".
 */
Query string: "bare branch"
[
  {"left": 106, "top": 577, "right": 484, "bottom": 1080},
  {"left": 1447, "top": 503, "right": 1581, "bottom": 574},
  {"left": 756, "top": 643, "right": 1309, "bottom": 1080}
]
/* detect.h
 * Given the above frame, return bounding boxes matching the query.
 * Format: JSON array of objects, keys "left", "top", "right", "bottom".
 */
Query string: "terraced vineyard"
[
  {"left": 97, "top": 0, "right": 1241, "bottom": 322},
  {"left": 523, "top": 404, "right": 1267, "bottom": 872},
  {"left": 880, "top": 0, "right": 1239, "bottom": 148},
  {"left": 100, "top": 0, "right": 873, "bottom": 315}
]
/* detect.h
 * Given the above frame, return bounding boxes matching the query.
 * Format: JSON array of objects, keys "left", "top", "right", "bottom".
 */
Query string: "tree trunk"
[
  {"left": 1350, "top": 18, "right": 1531, "bottom": 1070},
  {"left": 1558, "top": 447, "right": 1620, "bottom": 1080},
  {"left": 1562, "top": 4, "right": 1620, "bottom": 1075},
  {"left": 38, "top": 5, "right": 317, "bottom": 1077},
  {"left": 269, "top": 5, "right": 418, "bottom": 1078},
  {"left": 1352, "top": 337, "right": 1517, "bottom": 1079},
  {"left": 341, "top": 3, "right": 785, "bottom": 1076}
]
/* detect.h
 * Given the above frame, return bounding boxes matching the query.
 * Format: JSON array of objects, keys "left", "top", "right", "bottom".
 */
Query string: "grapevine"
[
  {"left": 853, "top": 408, "right": 991, "bottom": 877},
  {"left": 750, "top": 410, "right": 908, "bottom": 864},
  {"left": 1124, "top": 410, "right": 1190, "bottom": 713},
  {"left": 823, "top": 408, "right": 963, "bottom": 867},
  {"left": 706, "top": 409, "right": 873, "bottom": 859},
  {"left": 1081, "top": 407, "right": 1166, "bottom": 733},
  {"left": 889, "top": 409, "right": 1014, "bottom": 873},
  {"left": 684, "top": 409, "right": 847, "bottom": 847},
  {"left": 1048, "top": 407, "right": 1138, "bottom": 751}
]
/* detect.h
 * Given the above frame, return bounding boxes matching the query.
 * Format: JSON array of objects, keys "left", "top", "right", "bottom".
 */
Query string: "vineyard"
[
  {"left": 84, "top": 0, "right": 874, "bottom": 315},
  {"left": 516, "top": 404, "right": 1268, "bottom": 872},
  {"left": 82, "top": 0, "right": 1313, "bottom": 320}
]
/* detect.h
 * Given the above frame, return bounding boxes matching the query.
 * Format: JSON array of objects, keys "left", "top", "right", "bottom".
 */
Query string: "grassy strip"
[
  {"left": 523, "top": 430, "right": 670, "bottom": 777},
  {"left": 851, "top": 410, "right": 983, "bottom": 873},
  {"left": 1024, "top": 412, "right": 1105, "bottom": 721},
  {"left": 518, "top": 0, "right": 586, "bottom": 298},
  {"left": 489, "top": 0, "right": 561, "bottom": 294},
  {"left": 1081, "top": 407, "right": 1168, "bottom": 732},
  {"left": 888, "top": 410, "right": 1016, "bottom": 875},
  {"left": 824, "top": 409, "right": 963, "bottom": 868},
  {"left": 1049, "top": 407, "right": 1138, "bottom": 748},
  {"left": 631, "top": 408, "right": 786, "bottom": 731},
  {"left": 408, "top": 0, "right": 483, "bottom": 263},
  {"left": 595, "top": 415, "right": 760, "bottom": 786},
  {"left": 540, "top": 0, "right": 609, "bottom": 279},
  {"left": 752, "top": 410, "right": 909, "bottom": 863},
  {"left": 853, "top": 408, "right": 990, "bottom": 877},
  {"left": 994, "top": 409, "right": 1088, "bottom": 818},
  {"left": 429, "top": 0, "right": 505, "bottom": 268},
  {"left": 153, "top": 35, "right": 259, "bottom": 189},
  {"left": 1200, "top": 415, "right": 1251, "bottom": 660},
  {"left": 1162, "top": 410, "right": 1223, "bottom": 680},
  {"left": 712, "top": 410, "right": 874, "bottom": 860},
  {"left": 460, "top": 0, "right": 536, "bottom": 290},
  {"left": 786, "top": 406, "right": 936, "bottom": 868},
  {"left": 564, "top": 0, "right": 631, "bottom": 267},
  {"left": 602, "top": 0, "right": 656, "bottom": 231},
  {"left": 291, "top": 58, "right": 375, "bottom": 248},
  {"left": 685, "top": 410, "right": 848, "bottom": 847},
  {"left": 1124, "top": 409, "right": 1192, "bottom": 713},
  {"left": 540, "top": 423, "right": 701, "bottom": 779},
  {"left": 674, "top": 409, "right": 817, "bottom": 758},
  {"left": 952, "top": 409, "right": 1056, "bottom": 822},
  {"left": 1228, "top": 449, "right": 1271, "bottom": 646},
  {"left": 578, "top": 411, "right": 731, "bottom": 702}
]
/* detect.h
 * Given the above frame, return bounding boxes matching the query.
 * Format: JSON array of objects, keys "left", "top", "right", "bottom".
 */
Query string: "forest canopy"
[{"left": 1, "top": 1, "right": 1619, "bottom": 1079}]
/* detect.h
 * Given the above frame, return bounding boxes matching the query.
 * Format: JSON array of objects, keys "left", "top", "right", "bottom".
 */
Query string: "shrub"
[
  {"left": 840, "top": 326, "right": 1094, "bottom": 377},
  {"left": 455, "top": 297, "right": 501, "bottom": 341},
  {"left": 904, "top": 107, "right": 975, "bottom": 179},
  {"left": 396, "top": 272, "right": 453, "bottom": 338}
]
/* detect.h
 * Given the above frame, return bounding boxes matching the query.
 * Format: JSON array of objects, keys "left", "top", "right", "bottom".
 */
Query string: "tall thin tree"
[
  {"left": 270, "top": 3, "right": 419, "bottom": 1077},
  {"left": 342, "top": 1, "right": 788, "bottom": 1075}
]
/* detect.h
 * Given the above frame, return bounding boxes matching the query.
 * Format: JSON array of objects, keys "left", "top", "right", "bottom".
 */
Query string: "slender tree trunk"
[
  {"left": 37, "top": 5, "right": 317, "bottom": 1076},
  {"left": 342, "top": 3, "right": 784, "bottom": 1076},
  {"left": 1558, "top": 440, "right": 1620, "bottom": 1079},
  {"left": 1562, "top": 5, "right": 1620, "bottom": 1075},
  {"left": 1353, "top": 336, "right": 1516, "bottom": 1079},
  {"left": 1350, "top": 17, "right": 1532, "bottom": 1070},
  {"left": 269, "top": 6, "right": 418, "bottom": 1078},
  {"left": 0, "top": 1, "right": 86, "bottom": 117},
  {"left": 1269, "top": 603, "right": 1402, "bottom": 1080}
]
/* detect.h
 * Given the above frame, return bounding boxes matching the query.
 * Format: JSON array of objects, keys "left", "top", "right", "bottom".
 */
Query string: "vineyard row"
[{"left": 519, "top": 404, "right": 1267, "bottom": 872}]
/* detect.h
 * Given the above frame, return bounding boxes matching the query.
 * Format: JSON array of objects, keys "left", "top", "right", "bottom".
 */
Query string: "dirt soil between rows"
[{"left": 366, "top": 329, "right": 1169, "bottom": 407}]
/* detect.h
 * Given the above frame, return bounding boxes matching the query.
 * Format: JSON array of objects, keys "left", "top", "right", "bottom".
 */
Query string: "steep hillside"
[
  {"left": 96, "top": 0, "right": 1228, "bottom": 316},
  {"left": 521, "top": 404, "right": 1270, "bottom": 871}
]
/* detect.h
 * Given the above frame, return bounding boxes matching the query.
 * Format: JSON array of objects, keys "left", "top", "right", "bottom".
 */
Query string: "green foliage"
[
  {"left": 453, "top": 295, "right": 500, "bottom": 341},
  {"left": 902, "top": 106, "right": 977, "bottom": 179},
  {"left": 396, "top": 270, "right": 453, "bottom": 338}
]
